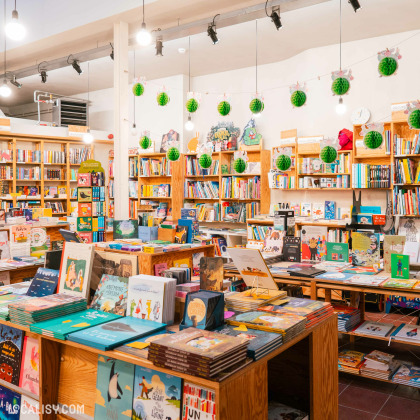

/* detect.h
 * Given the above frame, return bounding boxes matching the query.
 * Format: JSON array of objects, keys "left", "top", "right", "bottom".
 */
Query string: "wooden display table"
[{"left": 0, "top": 314, "right": 338, "bottom": 420}]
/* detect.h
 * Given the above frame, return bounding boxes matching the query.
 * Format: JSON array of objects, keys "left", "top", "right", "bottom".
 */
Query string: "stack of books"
[
  {"left": 360, "top": 350, "right": 400, "bottom": 380},
  {"left": 354, "top": 321, "right": 394, "bottom": 337},
  {"left": 226, "top": 311, "right": 306, "bottom": 342},
  {"left": 312, "top": 261, "right": 353, "bottom": 272},
  {"left": 224, "top": 290, "right": 287, "bottom": 312},
  {"left": 0, "top": 294, "right": 33, "bottom": 320},
  {"left": 8, "top": 294, "right": 87, "bottom": 326},
  {"left": 148, "top": 327, "right": 248, "bottom": 379},
  {"left": 333, "top": 304, "right": 361, "bottom": 332},
  {"left": 338, "top": 349, "right": 366, "bottom": 374},
  {"left": 392, "top": 363, "right": 420, "bottom": 388},
  {"left": 215, "top": 324, "right": 283, "bottom": 361}
]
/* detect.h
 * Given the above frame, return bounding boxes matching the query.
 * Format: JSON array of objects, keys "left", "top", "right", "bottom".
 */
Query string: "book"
[
  {"left": 0, "top": 231, "right": 11, "bottom": 260},
  {"left": 58, "top": 242, "right": 95, "bottom": 299},
  {"left": 20, "top": 395, "right": 40, "bottom": 419},
  {"left": 315, "top": 272, "right": 355, "bottom": 281},
  {"left": 113, "top": 219, "right": 139, "bottom": 239},
  {"left": 77, "top": 173, "right": 91, "bottom": 187},
  {"left": 324, "top": 201, "right": 336, "bottom": 220},
  {"left": 182, "top": 382, "right": 216, "bottom": 420},
  {"left": 301, "top": 203, "right": 312, "bottom": 217},
  {"left": 392, "top": 364, "right": 420, "bottom": 388},
  {"left": 174, "top": 226, "right": 188, "bottom": 244},
  {"left": 326, "top": 242, "right": 349, "bottom": 262},
  {"left": 312, "top": 202, "right": 324, "bottom": 219},
  {"left": 0, "top": 324, "right": 24, "bottom": 386},
  {"left": 382, "top": 278, "right": 417, "bottom": 289},
  {"left": 350, "top": 232, "right": 380, "bottom": 268},
  {"left": 200, "top": 257, "right": 224, "bottom": 291},
  {"left": 192, "top": 252, "right": 204, "bottom": 277},
  {"left": 94, "top": 357, "right": 135, "bottom": 420},
  {"left": 338, "top": 349, "right": 365, "bottom": 368},
  {"left": 404, "top": 241, "right": 420, "bottom": 263},
  {"left": 301, "top": 226, "right": 327, "bottom": 262},
  {"left": 0, "top": 384, "right": 21, "bottom": 419},
  {"left": 132, "top": 366, "right": 182, "bottom": 420},
  {"left": 392, "top": 323, "right": 420, "bottom": 343},
  {"left": 154, "top": 263, "right": 168, "bottom": 277},
  {"left": 26, "top": 267, "right": 59, "bottom": 297},
  {"left": 283, "top": 237, "right": 301, "bottom": 262},
  {"left": 383, "top": 235, "right": 406, "bottom": 272},
  {"left": 263, "top": 228, "right": 285, "bottom": 253},
  {"left": 391, "top": 253, "right": 410, "bottom": 279},
  {"left": 90, "top": 275, "right": 128, "bottom": 315},
  {"left": 398, "top": 217, "right": 420, "bottom": 242},
  {"left": 355, "top": 321, "right": 394, "bottom": 337}
]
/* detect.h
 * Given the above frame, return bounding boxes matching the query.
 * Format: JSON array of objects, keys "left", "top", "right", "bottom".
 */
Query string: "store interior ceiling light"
[
  {"left": 10, "top": 75, "right": 22, "bottom": 88},
  {"left": 265, "top": 1, "right": 282, "bottom": 30},
  {"left": 155, "top": 37, "right": 163, "bottom": 56},
  {"left": 0, "top": 80, "right": 12, "bottom": 98},
  {"left": 348, "top": 0, "right": 361, "bottom": 12},
  {"left": 336, "top": 97, "right": 347, "bottom": 114},
  {"left": 110, "top": 43, "right": 114, "bottom": 60},
  {"left": 185, "top": 115, "right": 194, "bottom": 131},
  {"left": 207, "top": 14, "right": 220, "bottom": 45},
  {"left": 5, "top": 1, "right": 26, "bottom": 41},
  {"left": 136, "top": 0, "right": 152, "bottom": 46},
  {"left": 67, "top": 55, "right": 83, "bottom": 75}
]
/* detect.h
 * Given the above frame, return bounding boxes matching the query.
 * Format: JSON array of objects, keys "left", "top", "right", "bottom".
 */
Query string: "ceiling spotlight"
[
  {"left": 110, "top": 43, "right": 114, "bottom": 60},
  {"left": 0, "top": 80, "right": 12, "bottom": 98},
  {"left": 5, "top": 1, "right": 26, "bottom": 41},
  {"left": 10, "top": 75, "right": 22, "bottom": 88},
  {"left": 348, "top": 0, "right": 361, "bottom": 12},
  {"left": 336, "top": 97, "right": 347, "bottom": 115},
  {"left": 67, "top": 55, "right": 83, "bottom": 75},
  {"left": 185, "top": 115, "right": 194, "bottom": 131},
  {"left": 38, "top": 62, "right": 48, "bottom": 83},
  {"left": 265, "top": 2, "right": 282, "bottom": 30},
  {"left": 136, "top": 0, "right": 151, "bottom": 46},
  {"left": 155, "top": 37, "right": 163, "bottom": 56},
  {"left": 207, "top": 14, "right": 220, "bottom": 45},
  {"left": 83, "top": 131, "right": 94, "bottom": 144}
]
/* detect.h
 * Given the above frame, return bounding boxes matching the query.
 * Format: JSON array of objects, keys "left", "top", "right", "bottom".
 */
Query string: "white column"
[{"left": 113, "top": 21, "right": 129, "bottom": 220}]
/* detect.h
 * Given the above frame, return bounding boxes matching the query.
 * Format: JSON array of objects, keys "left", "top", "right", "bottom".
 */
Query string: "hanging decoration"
[
  {"left": 185, "top": 38, "right": 200, "bottom": 115},
  {"left": 139, "top": 131, "right": 152, "bottom": 150},
  {"left": 249, "top": 21, "right": 264, "bottom": 117},
  {"left": 331, "top": 69, "right": 353, "bottom": 96},
  {"left": 405, "top": 101, "right": 420, "bottom": 130},
  {"left": 360, "top": 123, "right": 384, "bottom": 150},
  {"left": 320, "top": 138, "right": 339, "bottom": 164},
  {"left": 273, "top": 147, "right": 293, "bottom": 172},
  {"left": 217, "top": 94, "right": 231, "bottom": 116},
  {"left": 249, "top": 95, "right": 264, "bottom": 115},
  {"left": 377, "top": 48, "right": 401, "bottom": 77},
  {"left": 290, "top": 82, "right": 307, "bottom": 107},
  {"left": 132, "top": 76, "right": 146, "bottom": 97},
  {"left": 197, "top": 142, "right": 214, "bottom": 170},
  {"left": 186, "top": 97, "right": 199, "bottom": 113},
  {"left": 239, "top": 119, "right": 262, "bottom": 151},
  {"left": 157, "top": 87, "right": 170, "bottom": 106},
  {"left": 167, "top": 146, "right": 180, "bottom": 161},
  {"left": 233, "top": 151, "right": 248, "bottom": 174}
]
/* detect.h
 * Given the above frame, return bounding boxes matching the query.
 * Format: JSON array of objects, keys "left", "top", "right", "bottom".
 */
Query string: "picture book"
[
  {"left": 26, "top": 267, "right": 59, "bottom": 297},
  {"left": 113, "top": 219, "right": 139, "bottom": 239},
  {"left": 326, "top": 242, "right": 349, "bottom": 262},
  {"left": 341, "top": 266, "right": 382, "bottom": 275},
  {"left": 392, "top": 324, "right": 420, "bottom": 343},
  {"left": 9, "top": 225, "right": 31, "bottom": 258},
  {"left": 0, "top": 231, "right": 10, "bottom": 260},
  {"left": 90, "top": 275, "right": 128, "bottom": 315},
  {"left": 58, "top": 185, "right": 67, "bottom": 197},
  {"left": 58, "top": 242, "right": 94, "bottom": 298},
  {"left": 382, "top": 278, "right": 417, "bottom": 289},
  {"left": 315, "top": 272, "right": 355, "bottom": 281},
  {"left": 283, "top": 237, "right": 301, "bottom": 262},
  {"left": 154, "top": 263, "right": 168, "bottom": 277},
  {"left": 344, "top": 275, "right": 389, "bottom": 286},
  {"left": 312, "top": 203, "right": 324, "bottom": 219},
  {"left": 324, "top": 201, "right": 336, "bottom": 220},
  {"left": 0, "top": 325, "right": 24, "bottom": 386},
  {"left": 0, "top": 384, "right": 21, "bottom": 419},
  {"left": 404, "top": 241, "right": 420, "bottom": 263},
  {"left": 391, "top": 254, "right": 410, "bottom": 279},
  {"left": 301, "top": 226, "right": 327, "bottom": 262},
  {"left": 174, "top": 226, "right": 187, "bottom": 244},
  {"left": 77, "top": 217, "right": 93, "bottom": 232},
  {"left": 20, "top": 395, "right": 40, "bottom": 419},
  {"left": 78, "top": 232, "right": 93, "bottom": 243},
  {"left": 132, "top": 366, "right": 182, "bottom": 420},
  {"left": 94, "top": 357, "right": 135, "bottom": 420},
  {"left": 338, "top": 349, "right": 365, "bottom": 368},
  {"left": 300, "top": 203, "right": 312, "bottom": 217},
  {"left": 355, "top": 321, "right": 394, "bottom": 337},
  {"left": 263, "top": 228, "right": 285, "bottom": 253},
  {"left": 350, "top": 232, "right": 380, "bottom": 268},
  {"left": 173, "top": 257, "right": 190, "bottom": 269},
  {"left": 200, "top": 257, "right": 224, "bottom": 291},
  {"left": 182, "top": 382, "right": 216, "bottom": 420},
  {"left": 383, "top": 235, "right": 405, "bottom": 272},
  {"left": 398, "top": 217, "right": 420, "bottom": 242},
  {"left": 192, "top": 252, "right": 204, "bottom": 276},
  {"left": 19, "top": 337, "right": 39, "bottom": 396},
  {"left": 77, "top": 187, "right": 92, "bottom": 202},
  {"left": 78, "top": 203, "right": 92, "bottom": 217},
  {"left": 77, "top": 173, "right": 91, "bottom": 187},
  {"left": 357, "top": 214, "right": 373, "bottom": 224}
]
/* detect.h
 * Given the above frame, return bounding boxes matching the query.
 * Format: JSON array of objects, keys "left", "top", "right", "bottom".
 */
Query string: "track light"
[
  {"left": 5, "top": 1, "right": 26, "bottom": 41},
  {"left": 10, "top": 75, "right": 21, "bottom": 88},
  {"left": 265, "top": 2, "right": 282, "bottom": 30},
  {"left": 185, "top": 115, "right": 194, "bottom": 131},
  {"left": 336, "top": 97, "right": 347, "bottom": 115},
  {"left": 136, "top": 0, "right": 151, "bottom": 46},
  {"left": 38, "top": 62, "right": 48, "bottom": 83},
  {"left": 348, "top": 0, "right": 361, "bottom": 12},
  {"left": 207, "top": 14, "right": 220, "bottom": 45},
  {"left": 67, "top": 55, "right": 83, "bottom": 75},
  {"left": 110, "top": 43, "right": 114, "bottom": 60},
  {"left": 155, "top": 37, "right": 163, "bottom": 56},
  {"left": 0, "top": 80, "right": 12, "bottom": 98}
]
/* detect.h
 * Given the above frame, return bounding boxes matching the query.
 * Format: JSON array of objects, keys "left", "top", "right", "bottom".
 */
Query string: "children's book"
[
  {"left": 20, "top": 395, "right": 40, "bottom": 419},
  {"left": 324, "top": 201, "right": 336, "bottom": 220},
  {"left": 404, "top": 241, "right": 420, "bottom": 263},
  {"left": 398, "top": 217, "right": 420, "bottom": 242},
  {"left": 391, "top": 254, "right": 410, "bottom": 279},
  {"left": 392, "top": 323, "right": 420, "bottom": 343},
  {"left": 283, "top": 237, "right": 301, "bottom": 262},
  {"left": 94, "top": 357, "right": 135, "bottom": 420},
  {"left": 132, "top": 366, "right": 182, "bottom": 420},
  {"left": 0, "top": 324, "right": 24, "bottom": 386},
  {"left": 19, "top": 336, "right": 39, "bottom": 396},
  {"left": 77, "top": 217, "right": 93, "bottom": 232},
  {"left": 174, "top": 226, "right": 188, "bottom": 244},
  {"left": 77, "top": 173, "right": 91, "bottom": 187},
  {"left": 350, "top": 231, "right": 380, "bottom": 268},
  {"left": 355, "top": 321, "right": 394, "bottom": 337},
  {"left": 90, "top": 275, "right": 128, "bottom": 315},
  {"left": 113, "top": 220, "right": 139, "bottom": 239},
  {"left": 300, "top": 203, "right": 312, "bottom": 217},
  {"left": 326, "top": 242, "right": 349, "bottom": 262},
  {"left": 263, "top": 228, "right": 285, "bottom": 253},
  {"left": 301, "top": 226, "right": 327, "bottom": 262},
  {"left": 182, "top": 382, "right": 216, "bottom": 420},
  {"left": 383, "top": 235, "right": 406, "bottom": 273},
  {"left": 192, "top": 252, "right": 204, "bottom": 277},
  {"left": 338, "top": 349, "right": 365, "bottom": 368},
  {"left": 315, "top": 272, "right": 355, "bottom": 281},
  {"left": 0, "top": 231, "right": 11, "bottom": 260},
  {"left": 312, "top": 203, "right": 324, "bottom": 219},
  {"left": 382, "top": 278, "right": 417, "bottom": 289},
  {"left": 26, "top": 267, "right": 59, "bottom": 297},
  {"left": 200, "top": 257, "right": 224, "bottom": 291},
  {"left": 154, "top": 263, "right": 168, "bottom": 277},
  {"left": 77, "top": 187, "right": 92, "bottom": 202},
  {"left": 0, "top": 384, "right": 21, "bottom": 419},
  {"left": 78, "top": 203, "right": 92, "bottom": 217}
]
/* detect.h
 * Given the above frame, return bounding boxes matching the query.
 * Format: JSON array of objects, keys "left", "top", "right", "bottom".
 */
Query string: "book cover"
[
  {"left": 393, "top": 324, "right": 420, "bottom": 343},
  {"left": 261, "top": 297, "right": 330, "bottom": 317},
  {"left": 20, "top": 395, "right": 39, "bottom": 419},
  {"left": 78, "top": 203, "right": 92, "bottom": 217},
  {"left": 355, "top": 321, "right": 394, "bottom": 337},
  {"left": 312, "top": 203, "right": 325, "bottom": 219},
  {"left": 383, "top": 235, "right": 406, "bottom": 272},
  {"left": 182, "top": 382, "right": 216, "bottom": 420},
  {"left": 78, "top": 232, "right": 93, "bottom": 243},
  {"left": 132, "top": 366, "right": 182, "bottom": 420},
  {"left": 173, "top": 258, "right": 190, "bottom": 269},
  {"left": 199, "top": 257, "right": 224, "bottom": 291},
  {"left": 338, "top": 349, "right": 365, "bottom": 367},
  {"left": 263, "top": 228, "right": 285, "bottom": 253},
  {"left": 18, "top": 337, "right": 39, "bottom": 396},
  {"left": 350, "top": 232, "right": 380, "bottom": 268},
  {"left": 77, "top": 187, "right": 92, "bottom": 202},
  {"left": 192, "top": 252, "right": 204, "bottom": 276},
  {"left": 404, "top": 241, "right": 420, "bottom": 263},
  {"left": 174, "top": 226, "right": 188, "bottom": 244},
  {"left": 283, "top": 237, "right": 301, "bottom": 262},
  {"left": 326, "top": 242, "right": 349, "bottom": 262},
  {"left": 398, "top": 217, "right": 420, "bottom": 242},
  {"left": 94, "top": 357, "right": 135, "bottom": 420},
  {"left": 301, "top": 226, "right": 327, "bottom": 262},
  {"left": 300, "top": 203, "right": 312, "bottom": 217},
  {"left": 391, "top": 254, "right": 410, "bottom": 279},
  {"left": 382, "top": 278, "right": 417, "bottom": 289},
  {"left": 154, "top": 263, "right": 168, "bottom": 277},
  {"left": 315, "top": 272, "right": 355, "bottom": 281},
  {"left": 77, "top": 173, "right": 91, "bottom": 187},
  {"left": 90, "top": 275, "right": 128, "bottom": 315},
  {"left": 58, "top": 242, "right": 94, "bottom": 298},
  {"left": 324, "top": 201, "right": 336, "bottom": 220},
  {"left": 0, "top": 231, "right": 10, "bottom": 260},
  {"left": 0, "top": 384, "right": 20, "bottom": 419},
  {"left": 0, "top": 325, "right": 24, "bottom": 386},
  {"left": 26, "top": 267, "right": 59, "bottom": 297},
  {"left": 77, "top": 217, "right": 93, "bottom": 232},
  {"left": 113, "top": 220, "right": 139, "bottom": 239}
]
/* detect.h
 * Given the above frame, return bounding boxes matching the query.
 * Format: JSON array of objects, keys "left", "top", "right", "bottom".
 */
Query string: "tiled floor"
[{"left": 339, "top": 374, "right": 420, "bottom": 419}]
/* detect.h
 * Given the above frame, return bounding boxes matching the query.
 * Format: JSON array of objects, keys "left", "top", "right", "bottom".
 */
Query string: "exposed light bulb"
[
  {"left": 131, "top": 123, "right": 138, "bottom": 136},
  {"left": 83, "top": 132, "right": 94, "bottom": 144},
  {"left": 336, "top": 97, "right": 347, "bottom": 115},
  {"left": 5, "top": 10, "right": 26, "bottom": 41},
  {"left": 185, "top": 116, "right": 194, "bottom": 131},
  {"left": 0, "top": 81, "right": 12, "bottom": 98},
  {"left": 136, "top": 22, "right": 152, "bottom": 46},
  {"left": 253, "top": 112, "right": 262, "bottom": 119}
]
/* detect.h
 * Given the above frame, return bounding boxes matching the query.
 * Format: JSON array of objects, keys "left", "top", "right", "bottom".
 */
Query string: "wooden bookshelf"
[{"left": 271, "top": 129, "right": 297, "bottom": 190}]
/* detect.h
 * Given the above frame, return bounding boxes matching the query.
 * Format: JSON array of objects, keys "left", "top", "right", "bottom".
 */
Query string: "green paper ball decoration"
[
  {"left": 132, "top": 83, "right": 144, "bottom": 96},
  {"left": 331, "top": 77, "right": 350, "bottom": 96},
  {"left": 198, "top": 154, "right": 213, "bottom": 169},
  {"left": 378, "top": 57, "right": 398, "bottom": 77},
  {"left": 290, "top": 91, "right": 306, "bottom": 107},
  {"left": 276, "top": 155, "right": 292, "bottom": 172},
  {"left": 364, "top": 131, "right": 383, "bottom": 149},
  {"left": 157, "top": 92, "right": 170, "bottom": 106},
  {"left": 139, "top": 136, "right": 151, "bottom": 150},
  {"left": 186, "top": 98, "right": 199, "bottom": 113},
  {"left": 249, "top": 98, "right": 264, "bottom": 114},
  {"left": 217, "top": 101, "right": 231, "bottom": 116},
  {"left": 320, "top": 146, "right": 338, "bottom": 164},
  {"left": 167, "top": 147, "right": 180, "bottom": 162},
  {"left": 233, "top": 158, "right": 247, "bottom": 174},
  {"left": 408, "top": 109, "right": 420, "bottom": 130}
]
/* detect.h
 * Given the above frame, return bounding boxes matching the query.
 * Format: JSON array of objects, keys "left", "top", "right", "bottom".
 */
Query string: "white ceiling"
[{"left": 1, "top": 0, "right": 420, "bottom": 107}]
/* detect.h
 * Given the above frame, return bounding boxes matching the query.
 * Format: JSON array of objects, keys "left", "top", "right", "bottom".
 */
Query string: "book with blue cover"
[
  {"left": 0, "top": 324, "right": 24, "bottom": 386},
  {"left": 90, "top": 275, "right": 128, "bottom": 316},
  {"left": 94, "top": 357, "right": 135, "bottom": 420},
  {"left": 324, "top": 201, "right": 336, "bottom": 220},
  {"left": 30, "top": 309, "right": 122, "bottom": 340},
  {"left": 68, "top": 316, "right": 166, "bottom": 350},
  {"left": 26, "top": 267, "right": 59, "bottom": 297},
  {"left": 0, "top": 384, "right": 21, "bottom": 419}
]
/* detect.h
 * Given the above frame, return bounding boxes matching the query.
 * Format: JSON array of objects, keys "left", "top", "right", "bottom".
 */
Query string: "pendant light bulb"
[
  {"left": 185, "top": 115, "right": 194, "bottom": 131},
  {"left": 253, "top": 112, "right": 262, "bottom": 119},
  {"left": 336, "top": 97, "right": 347, "bottom": 115},
  {"left": 136, "top": 22, "right": 151, "bottom": 46},
  {"left": 131, "top": 123, "right": 138, "bottom": 136},
  {"left": 5, "top": 9, "right": 26, "bottom": 41},
  {"left": 83, "top": 131, "right": 94, "bottom": 144},
  {"left": 0, "top": 80, "right": 11, "bottom": 98}
]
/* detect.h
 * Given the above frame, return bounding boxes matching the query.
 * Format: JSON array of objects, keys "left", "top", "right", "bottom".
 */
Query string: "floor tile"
[
  {"left": 339, "top": 385, "right": 389, "bottom": 413},
  {"left": 378, "top": 395, "right": 420, "bottom": 419},
  {"left": 350, "top": 376, "right": 396, "bottom": 394},
  {"left": 339, "top": 374, "right": 353, "bottom": 385},
  {"left": 392, "top": 385, "right": 420, "bottom": 401},
  {"left": 339, "top": 383, "right": 348, "bottom": 394},
  {"left": 374, "top": 416, "right": 398, "bottom": 420},
  {"left": 338, "top": 405, "right": 376, "bottom": 420}
]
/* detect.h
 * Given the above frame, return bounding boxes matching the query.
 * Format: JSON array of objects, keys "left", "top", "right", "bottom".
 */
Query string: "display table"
[{"left": 0, "top": 314, "right": 338, "bottom": 420}]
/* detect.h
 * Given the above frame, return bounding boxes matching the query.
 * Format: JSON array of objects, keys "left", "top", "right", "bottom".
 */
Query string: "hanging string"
[
  {"left": 3, "top": 0, "right": 6, "bottom": 79},
  {"left": 133, "top": 50, "right": 136, "bottom": 128},
  {"left": 339, "top": 0, "right": 342, "bottom": 70},
  {"left": 188, "top": 36, "right": 191, "bottom": 93},
  {"left": 255, "top": 20, "right": 258, "bottom": 94}
]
